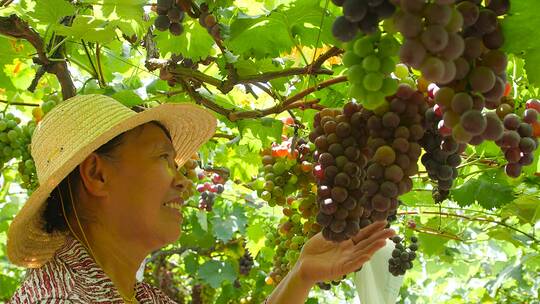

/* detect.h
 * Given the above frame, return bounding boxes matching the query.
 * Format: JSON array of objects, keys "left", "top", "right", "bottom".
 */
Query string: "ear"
[{"left": 78, "top": 153, "right": 110, "bottom": 197}]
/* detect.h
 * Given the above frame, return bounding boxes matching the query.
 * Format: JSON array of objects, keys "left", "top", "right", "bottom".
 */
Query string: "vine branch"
[
  {"left": 399, "top": 210, "right": 539, "bottom": 243},
  {"left": 0, "top": 14, "right": 76, "bottom": 99},
  {"left": 0, "top": 100, "right": 39, "bottom": 107}
]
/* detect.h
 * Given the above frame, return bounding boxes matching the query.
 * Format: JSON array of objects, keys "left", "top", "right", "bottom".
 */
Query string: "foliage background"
[{"left": 0, "top": 0, "right": 539, "bottom": 303}]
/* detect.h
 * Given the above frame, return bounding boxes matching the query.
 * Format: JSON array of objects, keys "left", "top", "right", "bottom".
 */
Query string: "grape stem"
[{"left": 398, "top": 210, "right": 539, "bottom": 244}]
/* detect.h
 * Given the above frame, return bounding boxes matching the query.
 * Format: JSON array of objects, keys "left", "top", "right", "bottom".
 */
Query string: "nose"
[{"left": 172, "top": 167, "right": 190, "bottom": 193}]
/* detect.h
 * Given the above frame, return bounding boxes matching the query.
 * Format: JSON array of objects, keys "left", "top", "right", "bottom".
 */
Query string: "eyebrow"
[{"left": 153, "top": 142, "right": 177, "bottom": 158}]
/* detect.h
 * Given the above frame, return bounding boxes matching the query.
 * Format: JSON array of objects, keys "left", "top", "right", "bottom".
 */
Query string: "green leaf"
[
  {"left": 91, "top": 0, "right": 146, "bottom": 21},
  {"left": 210, "top": 204, "right": 248, "bottom": 242},
  {"left": 111, "top": 90, "right": 144, "bottom": 107},
  {"left": 184, "top": 252, "right": 199, "bottom": 275},
  {"left": 154, "top": 20, "right": 215, "bottom": 60},
  {"left": 211, "top": 215, "right": 234, "bottom": 242},
  {"left": 473, "top": 140, "right": 501, "bottom": 157},
  {"left": 196, "top": 209, "right": 208, "bottom": 231},
  {"left": 246, "top": 220, "right": 266, "bottom": 257},
  {"left": 451, "top": 172, "right": 515, "bottom": 209},
  {"left": 28, "top": 0, "right": 76, "bottom": 25},
  {"left": 55, "top": 15, "right": 116, "bottom": 43},
  {"left": 0, "top": 274, "right": 19, "bottom": 299},
  {"left": 214, "top": 145, "right": 260, "bottom": 181},
  {"left": 487, "top": 228, "right": 527, "bottom": 248},
  {"left": 502, "top": 0, "right": 540, "bottom": 87},
  {"left": 399, "top": 189, "right": 434, "bottom": 207},
  {"left": 180, "top": 210, "right": 214, "bottom": 249},
  {"left": 501, "top": 195, "right": 540, "bottom": 224},
  {"left": 226, "top": 0, "right": 335, "bottom": 58},
  {"left": 237, "top": 118, "right": 283, "bottom": 151},
  {"left": 198, "top": 260, "right": 237, "bottom": 288}
]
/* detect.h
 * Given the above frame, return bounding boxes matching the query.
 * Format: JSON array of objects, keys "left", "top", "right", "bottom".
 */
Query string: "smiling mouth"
[
  {"left": 163, "top": 201, "right": 183, "bottom": 211},
  {"left": 163, "top": 198, "right": 184, "bottom": 211}
]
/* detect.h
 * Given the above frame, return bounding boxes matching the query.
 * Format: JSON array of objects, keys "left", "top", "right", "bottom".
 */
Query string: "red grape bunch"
[
  {"left": 389, "top": 235, "right": 418, "bottom": 276},
  {"left": 431, "top": 86, "right": 490, "bottom": 144},
  {"left": 420, "top": 105, "right": 465, "bottom": 202},
  {"left": 331, "top": 0, "right": 396, "bottom": 41},
  {"left": 455, "top": 0, "right": 509, "bottom": 110},
  {"left": 198, "top": 4, "right": 221, "bottom": 40},
  {"left": 196, "top": 171, "right": 225, "bottom": 211},
  {"left": 395, "top": 0, "right": 466, "bottom": 84},
  {"left": 239, "top": 249, "right": 254, "bottom": 276},
  {"left": 497, "top": 107, "right": 539, "bottom": 177},
  {"left": 359, "top": 84, "right": 428, "bottom": 222},
  {"left": 342, "top": 31, "right": 401, "bottom": 110},
  {"left": 154, "top": 0, "right": 186, "bottom": 36},
  {"left": 309, "top": 103, "right": 369, "bottom": 242}
]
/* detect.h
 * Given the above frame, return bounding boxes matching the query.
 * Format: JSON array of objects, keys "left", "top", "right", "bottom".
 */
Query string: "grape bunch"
[
  {"left": 265, "top": 216, "right": 308, "bottom": 285},
  {"left": 331, "top": 0, "right": 396, "bottom": 41},
  {"left": 0, "top": 113, "right": 37, "bottom": 190},
  {"left": 420, "top": 101, "right": 465, "bottom": 202},
  {"left": 196, "top": 171, "right": 225, "bottom": 211},
  {"left": 497, "top": 109, "right": 539, "bottom": 177},
  {"left": 359, "top": 84, "right": 428, "bottom": 222},
  {"left": 388, "top": 235, "right": 418, "bottom": 276},
  {"left": 343, "top": 31, "right": 400, "bottom": 110},
  {"left": 258, "top": 138, "right": 315, "bottom": 207},
  {"left": 198, "top": 4, "right": 221, "bottom": 40},
  {"left": 395, "top": 0, "right": 465, "bottom": 84},
  {"left": 154, "top": 0, "right": 186, "bottom": 36},
  {"left": 431, "top": 86, "right": 489, "bottom": 144},
  {"left": 239, "top": 249, "right": 254, "bottom": 276},
  {"left": 309, "top": 103, "right": 369, "bottom": 242},
  {"left": 525, "top": 99, "right": 540, "bottom": 137},
  {"left": 455, "top": 0, "right": 509, "bottom": 109},
  {"left": 16, "top": 121, "right": 38, "bottom": 191}
]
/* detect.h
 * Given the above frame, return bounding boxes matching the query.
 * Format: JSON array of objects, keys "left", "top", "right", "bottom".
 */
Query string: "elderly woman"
[{"left": 7, "top": 95, "right": 394, "bottom": 303}]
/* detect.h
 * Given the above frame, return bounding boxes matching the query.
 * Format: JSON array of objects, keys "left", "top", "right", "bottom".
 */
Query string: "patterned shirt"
[{"left": 9, "top": 236, "right": 177, "bottom": 303}]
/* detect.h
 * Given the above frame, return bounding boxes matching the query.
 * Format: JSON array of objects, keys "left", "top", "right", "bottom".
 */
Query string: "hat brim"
[{"left": 7, "top": 103, "right": 216, "bottom": 268}]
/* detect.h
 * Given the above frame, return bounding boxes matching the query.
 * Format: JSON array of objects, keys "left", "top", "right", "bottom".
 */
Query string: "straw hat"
[{"left": 6, "top": 94, "right": 217, "bottom": 268}]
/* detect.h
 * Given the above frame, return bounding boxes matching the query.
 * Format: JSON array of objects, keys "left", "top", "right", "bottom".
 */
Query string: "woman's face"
[{"left": 94, "top": 123, "right": 185, "bottom": 251}]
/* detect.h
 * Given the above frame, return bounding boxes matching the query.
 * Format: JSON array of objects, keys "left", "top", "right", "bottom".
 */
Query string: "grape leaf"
[
  {"left": 237, "top": 117, "right": 283, "bottom": 151},
  {"left": 226, "top": 0, "right": 335, "bottom": 58},
  {"left": 246, "top": 220, "right": 266, "bottom": 257},
  {"left": 198, "top": 260, "right": 237, "bottom": 288},
  {"left": 154, "top": 20, "right": 215, "bottom": 60},
  {"left": 91, "top": 0, "right": 146, "bottom": 21},
  {"left": 0, "top": 274, "right": 19, "bottom": 300},
  {"left": 501, "top": 195, "right": 540, "bottom": 224},
  {"left": 27, "top": 0, "right": 76, "bottom": 25},
  {"left": 502, "top": 0, "right": 540, "bottom": 87},
  {"left": 211, "top": 204, "right": 248, "bottom": 242},
  {"left": 179, "top": 211, "right": 214, "bottom": 249},
  {"left": 55, "top": 15, "right": 116, "bottom": 43},
  {"left": 183, "top": 252, "right": 199, "bottom": 275},
  {"left": 451, "top": 172, "right": 515, "bottom": 209},
  {"left": 111, "top": 90, "right": 144, "bottom": 107}
]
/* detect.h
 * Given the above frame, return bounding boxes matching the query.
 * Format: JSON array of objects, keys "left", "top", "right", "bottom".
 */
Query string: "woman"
[{"left": 7, "top": 94, "right": 395, "bottom": 303}]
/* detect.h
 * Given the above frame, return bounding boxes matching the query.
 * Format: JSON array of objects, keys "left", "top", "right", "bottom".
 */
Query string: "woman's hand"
[{"left": 294, "top": 220, "right": 395, "bottom": 285}]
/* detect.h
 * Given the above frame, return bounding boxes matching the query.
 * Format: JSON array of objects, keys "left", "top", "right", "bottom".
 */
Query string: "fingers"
[
  {"left": 341, "top": 254, "right": 371, "bottom": 275},
  {"left": 353, "top": 228, "right": 395, "bottom": 253},
  {"left": 355, "top": 237, "right": 388, "bottom": 256},
  {"left": 350, "top": 220, "right": 387, "bottom": 244}
]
